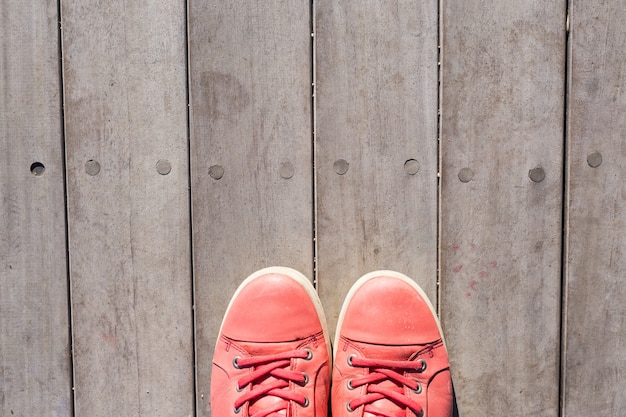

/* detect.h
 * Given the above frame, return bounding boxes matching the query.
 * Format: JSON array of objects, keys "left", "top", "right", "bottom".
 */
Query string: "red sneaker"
[
  {"left": 332, "top": 271, "right": 453, "bottom": 417},
  {"left": 211, "top": 267, "right": 331, "bottom": 417}
]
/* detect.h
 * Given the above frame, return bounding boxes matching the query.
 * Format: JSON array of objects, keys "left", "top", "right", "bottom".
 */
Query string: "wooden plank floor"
[
  {"left": 315, "top": 0, "right": 439, "bottom": 340},
  {"left": 440, "top": 1, "right": 565, "bottom": 415},
  {"left": 188, "top": 2, "right": 314, "bottom": 415},
  {"left": 1, "top": 1, "right": 72, "bottom": 415},
  {"left": 1, "top": 1, "right": 625, "bottom": 416},
  {"left": 564, "top": 2, "right": 626, "bottom": 415},
  {"left": 61, "top": 0, "right": 193, "bottom": 414}
]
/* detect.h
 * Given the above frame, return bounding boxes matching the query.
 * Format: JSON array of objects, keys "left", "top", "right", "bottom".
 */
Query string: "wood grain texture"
[
  {"left": 564, "top": 1, "right": 626, "bottom": 415},
  {"left": 315, "top": 0, "right": 439, "bottom": 336},
  {"left": 440, "top": 1, "right": 565, "bottom": 415},
  {"left": 188, "top": 2, "right": 313, "bottom": 415},
  {"left": 61, "top": 0, "right": 193, "bottom": 414},
  {"left": 0, "top": 1, "right": 72, "bottom": 415}
]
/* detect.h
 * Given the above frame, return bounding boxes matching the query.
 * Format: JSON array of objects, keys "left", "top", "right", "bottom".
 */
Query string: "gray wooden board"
[
  {"left": 188, "top": 2, "right": 314, "bottom": 415},
  {"left": 0, "top": 1, "right": 72, "bottom": 415},
  {"left": 315, "top": 0, "right": 439, "bottom": 337},
  {"left": 440, "top": 1, "right": 565, "bottom": 415},
  {"left": 61, "top": 0, "right": 194, "bottom": 414},
  {"left": 564, "top": 1, "right": 626, "bottom": 414}
]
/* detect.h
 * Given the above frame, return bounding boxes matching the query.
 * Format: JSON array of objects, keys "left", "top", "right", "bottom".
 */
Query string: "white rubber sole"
[
  {"left": 219, "top": 266, "right": 332, "bottom": 360},
  {"left": 333, "top": 270, "right": 446, "bottom": 357}
]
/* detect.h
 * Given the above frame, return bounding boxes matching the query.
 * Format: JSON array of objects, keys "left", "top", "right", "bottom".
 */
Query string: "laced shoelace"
[
  {"left": 233, "top": 349, "right": 312, "bottom": 417},
  {"left": 345, "top": 341, "right": 443, "bottom": 417}
]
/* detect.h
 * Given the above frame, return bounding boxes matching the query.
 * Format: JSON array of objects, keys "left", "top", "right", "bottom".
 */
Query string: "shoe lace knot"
[
  {"left": 346, "top": 340, "right": 444, "bottom": 417},
  {"left": 233, "top": 348, "right": 312, "bottom": 417}
]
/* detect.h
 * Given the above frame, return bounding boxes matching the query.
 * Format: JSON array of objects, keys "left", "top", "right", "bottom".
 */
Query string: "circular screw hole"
[
  {"left": 209, "top": 165, "right": 225, "bottom": 180},
  {"left": 85, "top": 159, "right": 101, "bottom": 176},
  {"left": 279, "top": 162, "right": 295, "bottom": 179},
  {"left": 334, "top": 159, "right": 349, "bottom": 175},
  {"left": 404, "top": 159, "right": 420, "bottom": 175},
  {"left": 458, "top": 167, "right": 474, "bottom": 183},
  {"left": 587, "top": 152, "right": 602, "bottom": 168},
  {"left": 156, "top": 159, "right": 172, "bottom": 175},
  {"left": 529, "top": 167, "right": 545, "bottom": 183},
  {"left": 30, "top": 162, "right": 45, "bottom": 176}
]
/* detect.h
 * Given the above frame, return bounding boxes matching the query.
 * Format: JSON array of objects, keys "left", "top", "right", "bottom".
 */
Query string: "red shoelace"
[
  {"left": 233, "top": 349, "right": 312, "bottom": 417},
  {"left": 345, "top": 341, "right": 443, "bottom": 417}
]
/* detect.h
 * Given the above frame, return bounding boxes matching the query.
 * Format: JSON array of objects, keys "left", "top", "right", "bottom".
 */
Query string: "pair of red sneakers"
[{"left": 211, "top": 267, "right": 453, "bottom": 417}]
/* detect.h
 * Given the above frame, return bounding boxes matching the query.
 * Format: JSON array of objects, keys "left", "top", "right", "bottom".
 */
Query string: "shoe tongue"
[
  {"left": 358, "top": 345, "right": 422, "bottom": 417},
  {"left": 247, "top": 370, "right": 296, "bottom": 417},
  {"left": 368, "top": 380, "right": 407, "bottom": 417},
  {"left": 249, "top": 395, "right": 289, "bottom": 417},
  {"left": 238, "top": 341, "right": 300, "bottom": 417}
]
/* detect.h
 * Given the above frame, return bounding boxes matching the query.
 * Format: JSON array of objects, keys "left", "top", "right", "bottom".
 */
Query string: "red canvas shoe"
[
  {"left": 332, "top": 271, "right": 453, "bottom": 417},
  {"left": 211, "top": 267, "right": 331, "bottom": 417}
]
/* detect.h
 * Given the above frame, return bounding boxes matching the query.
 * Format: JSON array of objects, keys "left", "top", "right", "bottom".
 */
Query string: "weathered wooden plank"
[
  {"left": 564, "top": 2, "right": 626, "bottom": 415},
  {"left": 61, "top": 0, "right": 193, "bottom": 415},
  {"left": 315, "top": 0, "right": 439, "bottom": 336},
  {"left": 188, "top": 2, "right": 313, "bottom": 415},
  {"left": 440, "top": 2, "right": 565, "bottom": 415},
  {"left": 0, "top": 1, "right": 72, "bottom": 415}
]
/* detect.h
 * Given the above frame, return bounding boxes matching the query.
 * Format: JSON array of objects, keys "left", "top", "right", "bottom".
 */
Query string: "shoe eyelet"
[
  {"left": 236, "top": 383, "right": 244, "bottom": 392},
  {"left": 413, "top": 382, "right": 422, "bottom": 394},
  {"left": 347, "top": 354, "right": 356, "bottom": 367},
  {"left": 232, "top": 356, "right": 241, "bottom": 369},
  {"left": 234, "top": 405, "right": 242, "bottom": 414},
  {"left": 416, "top": 359, "right": 427, "bottom": 372},
  {"left": 302, "top": 397, "right": 310, "bottom": 408},
  {"left": 414, "top": 409, "right": 424, "bottom": 417},
  {"left": 301, "top": 373, "right": 310, "bottom": 386},
  {"left": 304, "top": 348, "right": 313, "bottom": 360},
  {"left": 346, "top": 379, "right": 355, "bottom": 390},
  {"left": 346, "top": 402, "right": 355, "bottom": 412}
]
